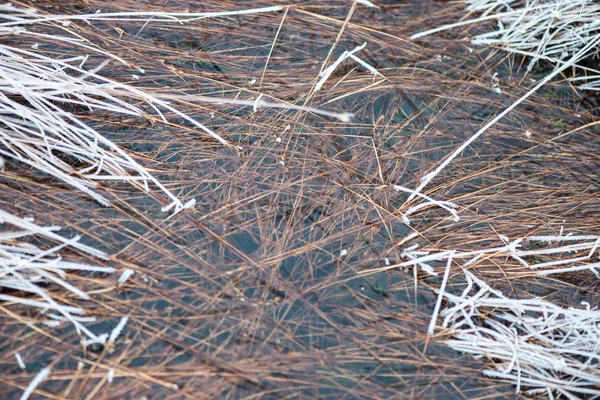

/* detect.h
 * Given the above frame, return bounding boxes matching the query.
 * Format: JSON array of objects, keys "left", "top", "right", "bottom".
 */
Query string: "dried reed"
[{"left": 1, "top": 0, "right": 598, "bottom": 399}]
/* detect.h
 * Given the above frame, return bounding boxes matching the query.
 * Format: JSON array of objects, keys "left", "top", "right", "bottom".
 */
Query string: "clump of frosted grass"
[
  {"left": 364, "top": 229, "right": 600, "bottom": 395},
  {"left": 439, "top": 269, "right": 600, "bottom": 398},
  {"left": 0, "top": 5, "right": 223, "bottom": 212},
  {"left": 0, "top": 208, "right": 112, "bottom": 342},
  {"left": 0, "top": 3, "right": 347, "bottom": 213},
  {"left": 412, "top": 0, "right": 600, "bottom": 90}
]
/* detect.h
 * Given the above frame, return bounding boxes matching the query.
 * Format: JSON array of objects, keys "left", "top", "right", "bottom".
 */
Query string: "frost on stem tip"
[
  {"left": 20, "top": 368, "right": 50, "bottom": 400},
  {"left": 338, "top": 113, "right": 353, "bottom": 122},
  {"left": 108, "top": 316, "right": 128, "bottom": 344},
  {"left": 355, "top": 0, "right": 377, "bottom": 8},
  {"left": 118, "top": 268, "right": 135, "bottom": 287},
  {"left": 161, "top": 198, "right": 196, "bottom": 214},
  {"left": 316, "top": 43, "right": 368, "bottom": 92},
  {"left": 81, "top": 333, "right": 108, "bottom": 347},
  {"left": 15, "top": 353, "right": 25, "bottom": 370}
]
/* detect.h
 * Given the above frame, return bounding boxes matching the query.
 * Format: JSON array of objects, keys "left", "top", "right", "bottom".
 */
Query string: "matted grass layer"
[{"left": 0, "top": 0, "right": 599, "bottom": 398}]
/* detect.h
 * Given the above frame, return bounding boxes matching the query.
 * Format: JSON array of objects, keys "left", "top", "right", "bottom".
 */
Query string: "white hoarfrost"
[
  {"left": 0, "top": 3, "right": 291, "bottom": 213},
  {"left": 0, "top": 208, "right": 112, "bottom": 341},
  {"left": 440, "top": 269, "right": 600, "bottom": 398},
  {"left": 374, "top": 232, "right": 600, "bottom": 397},
  {"left": 413, "top": 0, "right": 600, "bottom": 90}
]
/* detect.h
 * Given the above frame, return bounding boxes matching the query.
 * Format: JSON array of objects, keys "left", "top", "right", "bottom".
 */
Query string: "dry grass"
[{"left": 1, "top": 0, "right": 599, "bottom": 398}]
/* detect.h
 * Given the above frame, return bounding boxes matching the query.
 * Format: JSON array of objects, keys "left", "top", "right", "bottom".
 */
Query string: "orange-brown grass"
[{"left": 1, "top": 0, "right": 599, "bottom": 398}]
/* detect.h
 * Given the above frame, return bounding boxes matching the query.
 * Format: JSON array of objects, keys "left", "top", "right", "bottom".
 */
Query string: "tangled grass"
[{"left": 1, "top": 0, "right": 599, "bottom": 399}]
